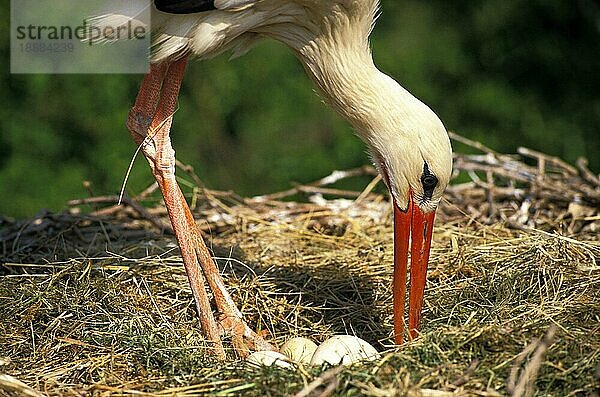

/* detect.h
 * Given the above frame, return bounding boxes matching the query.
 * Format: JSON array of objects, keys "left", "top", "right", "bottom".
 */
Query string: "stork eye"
[
  {"left": 421, "top": 162, "right": 438, "bottom": 200},
  {"left": 422, "top": 175, "right": 438, "bottom": 189}
]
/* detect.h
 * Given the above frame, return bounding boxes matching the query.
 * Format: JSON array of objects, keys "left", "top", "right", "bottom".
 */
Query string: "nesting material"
[
  {"left": 280, "top": 337, "right": 318, "bottom": 364},
  {"left": 0, "top": 142, "right": 598, "bottom": 396},
  {"left": 310, "top": 335, "right": 380, "bottom": 366}
]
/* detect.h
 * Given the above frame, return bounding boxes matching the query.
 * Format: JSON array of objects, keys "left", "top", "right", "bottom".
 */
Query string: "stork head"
[
  {"left": 300, "top": 42, "right": 452, "bottom": 342},
  {"left": 362, "top": 73, "right": 452, "bottom": 344}
]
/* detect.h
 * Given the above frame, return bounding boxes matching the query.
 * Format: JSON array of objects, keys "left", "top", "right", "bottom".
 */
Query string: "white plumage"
[
  {"left": 92, "top": 0, "right": 451, "bottom": 210},
  {"left": 92, "top": 0, "right": 454, "bottom": 355}
]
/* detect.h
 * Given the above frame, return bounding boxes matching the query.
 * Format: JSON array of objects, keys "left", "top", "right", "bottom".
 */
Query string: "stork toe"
[{"left": 218, "top": 314, "right": 277, "bottom": 358}]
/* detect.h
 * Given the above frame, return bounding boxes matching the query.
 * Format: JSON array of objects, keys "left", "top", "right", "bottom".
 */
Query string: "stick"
[
  {"left": 517, "top": 147, "right": 578, "bottom": 175},
  {"left": 508, "top": 324, "right": 557, "bottom": 397},
  {"left": 448, "top": 131, "right": 501, "bottom": 155},
  {"left": 293, "top": 366, "right": 344, "bottom": 397},
  {"left": 576, "top": 157, "right": 600, "bottom": 186},
  {"left": 0, "top": 375, "right": 44, "bottom": 397},
  {"left": 251, "top": 166, "right": 376, "bottom": 202},
  {"left": 68, "top": 195, "right": 174, "bottom": 234}
]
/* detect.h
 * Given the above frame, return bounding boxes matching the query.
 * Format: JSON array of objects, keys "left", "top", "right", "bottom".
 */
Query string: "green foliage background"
[{"left": 2, "top": 1, "right": 599, "bottom": 218}]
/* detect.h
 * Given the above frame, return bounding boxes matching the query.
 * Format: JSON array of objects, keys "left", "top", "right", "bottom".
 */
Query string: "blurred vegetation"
[{"left": 2, "top": 0, "right": 599, "bottom": 218}]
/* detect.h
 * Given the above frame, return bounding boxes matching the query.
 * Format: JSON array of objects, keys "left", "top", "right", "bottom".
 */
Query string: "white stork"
[{"left": 95, "top": 0, "right": 452, "bottom": 359}]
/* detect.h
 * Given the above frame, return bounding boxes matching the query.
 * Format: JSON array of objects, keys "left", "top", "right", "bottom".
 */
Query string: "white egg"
[
  {"left": 280, "top": 337, "right": 318, "bottom": 364},
  {"left": 310, "top": 335, "right": 380, "bottom": 366},
  {"left": 246, "top": 350, "right": 293, "bottom": 369}
]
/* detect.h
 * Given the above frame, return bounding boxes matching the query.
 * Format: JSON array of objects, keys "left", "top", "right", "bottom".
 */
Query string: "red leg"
[{"left": 127, "top": 56, "right": 275, "bottom": 359}]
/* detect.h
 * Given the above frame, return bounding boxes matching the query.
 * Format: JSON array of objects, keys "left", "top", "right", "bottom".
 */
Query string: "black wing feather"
[{"left": 154, "top": 0, "right": 216, "bottom": 14}]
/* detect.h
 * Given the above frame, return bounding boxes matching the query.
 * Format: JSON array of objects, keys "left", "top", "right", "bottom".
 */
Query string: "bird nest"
[{"left": 1, "top": 135, "right": 599, "bottom": 396}]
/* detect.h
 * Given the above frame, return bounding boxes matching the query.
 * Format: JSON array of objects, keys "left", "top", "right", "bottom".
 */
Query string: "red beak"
[{"left": 393, "top": 191, "right": 436, "bottom": 344}]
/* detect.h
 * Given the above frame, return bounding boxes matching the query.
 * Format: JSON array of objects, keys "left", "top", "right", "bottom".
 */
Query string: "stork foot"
[{"left": 219, "top": 315, "right": 276, "bottom": 357}]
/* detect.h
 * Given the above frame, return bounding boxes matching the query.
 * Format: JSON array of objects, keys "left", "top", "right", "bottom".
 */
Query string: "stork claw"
[{"left": 219, "top": 314, "right": 277, "bottom": 358}]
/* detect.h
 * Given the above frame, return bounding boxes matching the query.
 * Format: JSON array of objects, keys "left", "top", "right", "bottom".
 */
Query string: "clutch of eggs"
[
  {"left": 247, "top": 335, "right": 379, "bottom": 368},
  {"left": 310, "top": 335, "right": 379, "bottom": 366}
]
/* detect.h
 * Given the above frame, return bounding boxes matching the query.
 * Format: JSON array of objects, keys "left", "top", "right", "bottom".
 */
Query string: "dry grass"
[{"left": 1, "top": 146, "right": 599, "bottom": 396}]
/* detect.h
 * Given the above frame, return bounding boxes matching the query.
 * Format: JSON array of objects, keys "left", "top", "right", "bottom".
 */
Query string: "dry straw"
[{"left": 1, "top": 135, "right": 598, "bottom": 396}]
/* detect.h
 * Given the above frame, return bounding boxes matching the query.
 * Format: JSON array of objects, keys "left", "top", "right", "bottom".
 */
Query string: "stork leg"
[{"left": 127, "top": 57, "right": 276, "bottom": 359}]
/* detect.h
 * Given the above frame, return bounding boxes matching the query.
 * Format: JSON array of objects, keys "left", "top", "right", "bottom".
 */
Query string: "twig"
[
  {"left": 451, "top": 358, "right": 480, "bottom": 387},
  {"left": 134, "top": 182, "right": 159, "bottom": 201},
  {"left": 448, "top": 131, "right": 501, "bottom": 155},
  {"left": 297, "top": 186, "right": 363, "bottom": 198},
  {"left": 293, "top": 366, "right": 344, "bottom": 397},
  {"left": 452, "top": 151, "right": 600, "bottom": 206},
  {"left": 176, "top": 159, "right": 206, "bottom": 189},
  {"left": 517, "top": 147, "right": 578, "bottom": 175},
  {"left": 576, "top": 157, "right": 600, "bottom": 187},
  {"left": 0, "top": 375, "right": 44, "bottom": 397},
  {"left": 486, "top": 170, "right": 495, "bottom": 218},
  {"left": 355, "top": 175, "right": 383, "bottom": 203},
  {"left": 251, "top": 166, "right": 376, "bottom": 202},
  {"left": 508, "top": 324, "right": 558, "bottom": 397},
  {"left": 68, "top": 195, "right": 173, "bottom": 235}
]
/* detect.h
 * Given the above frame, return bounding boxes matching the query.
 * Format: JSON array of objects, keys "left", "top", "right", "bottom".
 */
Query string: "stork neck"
[
  {"left": 297, "top": 41, "right": 414, "bottom": 144},
  {"left": 302, "top": 46, "right": 378, "bottom": 124}
]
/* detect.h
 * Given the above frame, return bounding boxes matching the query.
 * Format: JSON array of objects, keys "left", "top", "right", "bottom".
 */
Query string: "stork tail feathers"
[{"left": 86, "top": 0, "right": 151, "bottom": 44}]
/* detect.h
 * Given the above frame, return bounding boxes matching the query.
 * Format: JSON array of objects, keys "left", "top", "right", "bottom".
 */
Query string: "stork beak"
[{"left": 393, "top": 191, "right": 436, "bottom": 344}]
